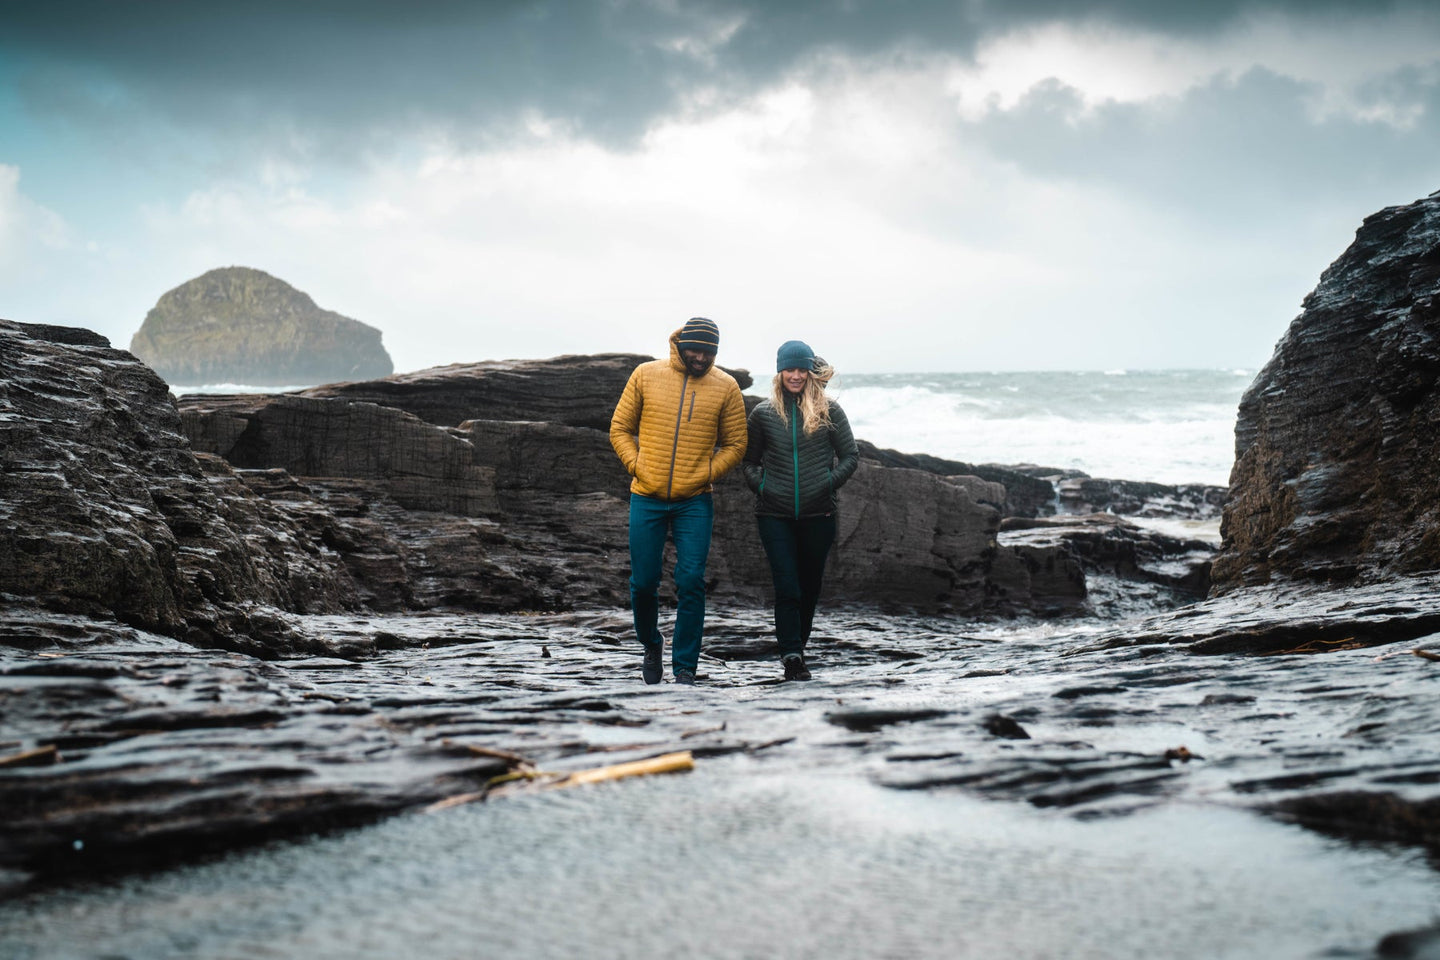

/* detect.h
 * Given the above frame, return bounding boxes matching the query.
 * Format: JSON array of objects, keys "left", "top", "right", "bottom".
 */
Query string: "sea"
[
  {"left": 176, "top": 368, "right": 1255, "bottom": 489},
  {"left": 833, "top": 368, "right": 1253, "bottom": 487}
]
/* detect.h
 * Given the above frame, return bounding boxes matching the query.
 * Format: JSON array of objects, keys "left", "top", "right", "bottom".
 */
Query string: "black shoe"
[
  {"left": 642, "top": 645, "right": 663, "bottom": 685},
  {"left": 674, "top": 668, "right": 696, "bottom": 685},
  {"left": 783, "top": 655, "right": 811, "bottom": 681}
]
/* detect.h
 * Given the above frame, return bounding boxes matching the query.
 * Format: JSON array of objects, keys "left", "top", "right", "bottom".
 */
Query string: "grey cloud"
[
  {"left": 1, "top": 0, "right": 1429, "bottom": 153},
  {"left": 972, "top": 0, "right": 1412, "bottom": 34},
  {"left": 958, "top": 66, "right": 1440, "bottom": 226}
]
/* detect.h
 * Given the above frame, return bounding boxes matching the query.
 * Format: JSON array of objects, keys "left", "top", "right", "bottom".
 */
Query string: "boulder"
[
  {"left": 1213, "top": 191, "right": 1440, "bottom": 590},
  {"left": 854, "top": 440, "right": 1057, "bottom": 517},
  {"left": 129, "top": 267, "right": 393, "bottom": 386},
  {"left": 998, "top": 514, "right": 1213, "bottom": 617}
]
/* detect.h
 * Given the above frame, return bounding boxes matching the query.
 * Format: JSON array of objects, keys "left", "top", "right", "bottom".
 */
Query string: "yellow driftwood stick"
[
  {"left": 558, "top": 751, "right": 694, "bottom": 788},
  {"left": 426, "top": 751, "right": 695, "bottom": 812}
]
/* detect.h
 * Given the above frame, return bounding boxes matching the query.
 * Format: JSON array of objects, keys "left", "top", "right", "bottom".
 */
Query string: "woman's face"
[{"left": 781, "top": 367, "right": 810, "bottom": 395}]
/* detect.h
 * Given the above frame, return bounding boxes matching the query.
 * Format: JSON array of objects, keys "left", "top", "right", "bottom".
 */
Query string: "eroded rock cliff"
[
  {"left": 0, "top": 321, "right": 360, "bottom": 654},
  {"left": 1213, "top": 190, "right": 1440, "bottom": 590}
]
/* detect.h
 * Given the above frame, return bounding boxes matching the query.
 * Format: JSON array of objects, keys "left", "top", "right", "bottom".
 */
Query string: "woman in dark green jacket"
[{"left": 743, "top": 340, "right": 860, "bottom": 681}]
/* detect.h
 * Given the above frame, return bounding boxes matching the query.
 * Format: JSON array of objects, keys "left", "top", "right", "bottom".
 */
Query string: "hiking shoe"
[
  {"left": 642, "top": 645, "right": 663, "bottom": 685},
  {"left": 782, "top": 655, "right": 812, "bottom": 682},
  {"left": 674, "top": 668, "right": 697, "bottom": 685}
]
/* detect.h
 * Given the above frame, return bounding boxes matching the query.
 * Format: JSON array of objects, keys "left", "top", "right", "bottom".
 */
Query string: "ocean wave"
[
  {"left": 840, "top": 370, "right": 1248, "bottom": 485},
  {"left": 172, "top": 383, "right": 314, "bottom": 395}
]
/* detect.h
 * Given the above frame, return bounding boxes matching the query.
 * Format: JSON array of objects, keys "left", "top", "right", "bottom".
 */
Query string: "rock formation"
[
  {"left": 0, "top": 320, "right": 368, "bottom": 655},
  {"left": 3, "top": 314, "right": 1223, "bottom": 654},
  {"left": 179, "top": 378, "right": 1058, "bottom": 617},
  {"left": 128, "top": 267, "right": 393, "bottom": 386},
  {"left": 1213, "top": 190, "right": 1440, "bottom": 590}
]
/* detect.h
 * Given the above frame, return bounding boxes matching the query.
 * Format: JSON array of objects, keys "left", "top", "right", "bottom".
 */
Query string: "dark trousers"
[
  {"left": 756, "top": 514, "right": 837, "bottom": 658},
  {"left": 629, "top": 493, "right": 713, "bottom": 673}
]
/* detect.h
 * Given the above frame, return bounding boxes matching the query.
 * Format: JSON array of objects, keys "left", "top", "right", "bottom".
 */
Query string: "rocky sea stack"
[
  {"left": 128, "top": 267, "right": 393, "bottom": 387},
  {"left": 1213, "top": 190, "right": 1440, "bottom": 590}
]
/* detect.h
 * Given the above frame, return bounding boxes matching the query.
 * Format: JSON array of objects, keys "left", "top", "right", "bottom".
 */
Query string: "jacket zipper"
[
  {"left": 666, "top": 373, "right": 690, "bottom": 500},
  {"left": 688, "top": 392, "right": 697, "bottom": 421},
  {"left": 790, "top": 401, "right": 800, "bottom": 518}
]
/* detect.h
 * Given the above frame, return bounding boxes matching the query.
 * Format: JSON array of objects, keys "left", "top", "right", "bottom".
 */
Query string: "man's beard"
[{"left": 685, "top": 355, "right": 714, "bottom": 377}]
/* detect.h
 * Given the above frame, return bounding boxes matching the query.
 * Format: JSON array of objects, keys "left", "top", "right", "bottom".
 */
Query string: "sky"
[{"left": 2, "top": 0, "right": 1439, "bottom": 376}]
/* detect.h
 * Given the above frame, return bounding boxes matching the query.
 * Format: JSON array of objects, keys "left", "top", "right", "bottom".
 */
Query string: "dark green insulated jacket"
[{"left": 743, "top": 397, "right": 860, "bottom": 517}]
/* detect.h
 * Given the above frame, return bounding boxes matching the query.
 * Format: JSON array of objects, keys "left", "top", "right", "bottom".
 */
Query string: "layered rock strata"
[
  {"left": 178, "top": 386, "right": 1045, "bottom": 616},
  {"left": 0, "top": 321, "right": 356, "bottom": 655},
  {"left": 1214, "top": 190, "right": 1440, "bottom": 590}
]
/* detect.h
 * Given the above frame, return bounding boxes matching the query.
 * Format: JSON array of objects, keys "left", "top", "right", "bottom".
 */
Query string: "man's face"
[{"left": 681, "top": 348, "right": 715, "bottom": 377}]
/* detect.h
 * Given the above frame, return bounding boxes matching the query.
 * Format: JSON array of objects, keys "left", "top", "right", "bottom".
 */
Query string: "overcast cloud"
[{"left": 2, "top": 0, "right": 1438, "bottom": 374}]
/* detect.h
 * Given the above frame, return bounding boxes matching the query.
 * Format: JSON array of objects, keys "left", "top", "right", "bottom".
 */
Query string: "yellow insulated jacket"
[{"left": 610, "top": 330, "right": 748, "bottom": 501}]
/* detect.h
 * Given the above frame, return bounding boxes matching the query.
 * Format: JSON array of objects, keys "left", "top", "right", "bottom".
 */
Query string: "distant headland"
[{"left": 128, "top": 266, "right": 393, "bottom": 387}]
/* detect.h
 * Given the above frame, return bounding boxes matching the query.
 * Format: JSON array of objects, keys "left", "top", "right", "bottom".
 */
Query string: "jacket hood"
[
  {"left": 668, "top": 329, "right": 685, "bottom": 371},
  {"left": 668, "top": 328, "right": 716, "bottom": 377}
]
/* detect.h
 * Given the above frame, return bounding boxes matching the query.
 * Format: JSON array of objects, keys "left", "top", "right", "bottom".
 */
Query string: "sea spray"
[{"left": 826, "top": 369, "right": 1250, "bottom": 487}]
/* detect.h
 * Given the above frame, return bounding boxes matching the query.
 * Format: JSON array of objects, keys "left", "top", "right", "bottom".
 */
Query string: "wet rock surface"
[
  {"left": 998, "top": 513, "right": 1216, "bottom": 617},
  {"left": 0, "top": 321, "right": 352, "bottom": 654},
  {"left": 5, "top": 592, "right": 1440, "bottom": 899},
  {"left": 853, "top": 440, "right": 1227, "bottom": 522}
]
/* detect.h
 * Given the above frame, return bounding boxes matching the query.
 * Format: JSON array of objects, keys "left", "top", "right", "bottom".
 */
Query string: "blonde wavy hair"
[{"left": 770, "top": 357, "right": 835, "bottom": 435}]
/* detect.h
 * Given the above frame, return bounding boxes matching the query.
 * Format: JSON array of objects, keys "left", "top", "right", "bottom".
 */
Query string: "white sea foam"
[
  {"left": 828, "top": 369, "right": 1251, "bottom": 487},
  {"left": 172, "top": 383, "right": 314, "bottom": 395}
]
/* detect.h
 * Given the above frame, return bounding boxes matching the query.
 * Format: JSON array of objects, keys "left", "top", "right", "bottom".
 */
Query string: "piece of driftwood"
[
  {"left": 560, "top": 751, "right": 694, "bottom": 787},
  {"left": 425, "top": 750, "right": 695, "bottom": 812},
  {"left": 0, "top": 745, "right": 59, "bottom": 768}
]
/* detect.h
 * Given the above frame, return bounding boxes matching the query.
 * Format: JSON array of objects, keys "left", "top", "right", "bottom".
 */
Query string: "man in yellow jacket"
[{"left": 610, "top": 317, "right": 748, "bottom": 685}]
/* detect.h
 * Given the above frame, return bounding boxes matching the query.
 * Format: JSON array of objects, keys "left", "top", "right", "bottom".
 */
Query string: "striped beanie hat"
[{"left": 677, "top": 317, "right": 720, "bottom": 354}]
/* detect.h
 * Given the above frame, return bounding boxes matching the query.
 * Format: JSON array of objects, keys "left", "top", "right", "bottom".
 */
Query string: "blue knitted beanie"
[{"left": 776, "top": 340, "right": 815, "bottom": 372}]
